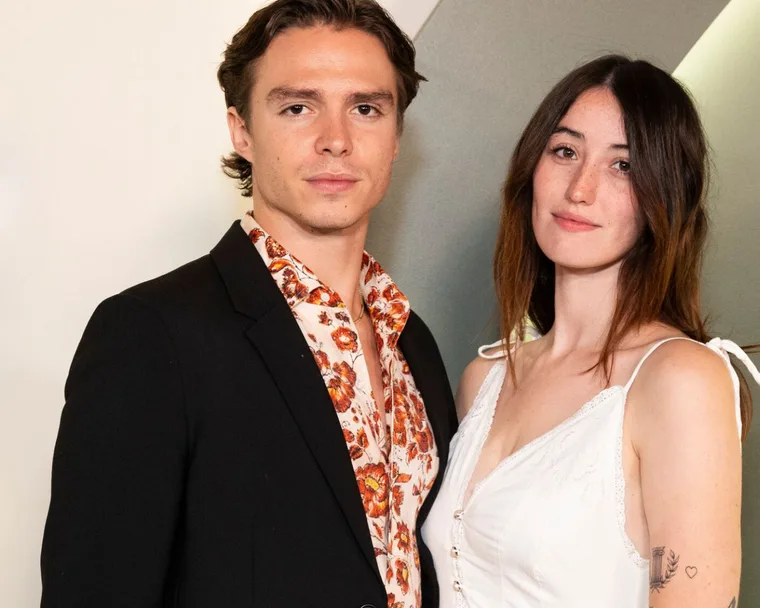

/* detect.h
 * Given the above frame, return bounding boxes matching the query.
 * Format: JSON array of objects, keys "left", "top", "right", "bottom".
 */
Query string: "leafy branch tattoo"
[{"left": 650, "top": 546, "right": 679, "bottom": 592}]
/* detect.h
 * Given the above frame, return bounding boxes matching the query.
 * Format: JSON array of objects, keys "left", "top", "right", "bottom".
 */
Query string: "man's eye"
[
  {"left": 355, "top": 105, "right": 379, "bottom": 116},
  {"left": 284, "top": 105, "right": 308, "bottom": 115}
]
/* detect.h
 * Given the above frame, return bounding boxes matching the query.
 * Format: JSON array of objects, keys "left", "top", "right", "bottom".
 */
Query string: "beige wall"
[
  {"left": 0, "top": 2, "right": 437, "bottom": 605},
  {"left": 0, "top": 3, "right": 259, "bottom": 604},
  {"left": 674, "top": 0, "right": 760, "bottom": 602}
]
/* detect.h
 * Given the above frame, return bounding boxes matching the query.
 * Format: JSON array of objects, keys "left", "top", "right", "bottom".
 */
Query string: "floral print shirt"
[{"left": 242, "top": 214, "right": 438, "bottom": 608}]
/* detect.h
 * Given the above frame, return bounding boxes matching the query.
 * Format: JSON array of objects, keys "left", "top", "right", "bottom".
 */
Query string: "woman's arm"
[{"left": 631, "top": 340, "right": 742, "bottom": 607}]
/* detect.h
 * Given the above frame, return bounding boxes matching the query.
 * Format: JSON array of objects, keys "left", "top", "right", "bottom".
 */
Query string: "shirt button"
[
  {"left": 451, "top": 546, "right": 460, "bottom": 558},
  {"left": 453, "top": 508, "right": 464, "bottom": 520},
  {"left": 453, "top": 580, "right": 462, "bottom": 592}
]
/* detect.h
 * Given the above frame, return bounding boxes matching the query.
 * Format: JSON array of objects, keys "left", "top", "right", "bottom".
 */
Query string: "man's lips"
[
  {"left": 551, "top": 211, "right": 601, "bottom": 232},
  {"left": 305, "top": 173, "right": 360, "bottom": 193}
]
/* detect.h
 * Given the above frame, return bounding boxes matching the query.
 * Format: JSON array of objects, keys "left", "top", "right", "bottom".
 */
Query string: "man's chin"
[
  {"left": 292, "top": 197, "right": 374, "bottom": 234},
  {"left": 299, "top": 212, "right": 369, "bottom": 235}
]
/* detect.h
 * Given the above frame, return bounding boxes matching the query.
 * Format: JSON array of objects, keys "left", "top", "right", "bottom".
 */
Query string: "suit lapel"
[{"left": 210, "top": 222, "right": 382, "bottom": 583}]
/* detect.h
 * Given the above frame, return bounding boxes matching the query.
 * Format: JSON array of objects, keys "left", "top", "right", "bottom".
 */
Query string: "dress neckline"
[{"left": 459, "top": 358, "right": 623, "bottom": 510}]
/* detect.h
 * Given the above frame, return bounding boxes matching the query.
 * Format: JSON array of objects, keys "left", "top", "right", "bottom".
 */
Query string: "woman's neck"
[{"left": 543, "top": 261, "right": 622, "bottom": 356}]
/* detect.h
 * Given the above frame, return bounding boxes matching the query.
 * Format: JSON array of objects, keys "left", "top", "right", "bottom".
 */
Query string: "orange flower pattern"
[{"left": 243, "top": 213, "right": 438, "bottom": 608}]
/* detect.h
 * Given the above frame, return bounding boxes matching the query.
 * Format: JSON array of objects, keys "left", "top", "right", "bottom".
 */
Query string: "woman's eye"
[
  {"left": 552, "top": 146, "right": 576, "bottom": 160},
  {"left": 613, "top": 160, "right": 631, "bottom": 174}
]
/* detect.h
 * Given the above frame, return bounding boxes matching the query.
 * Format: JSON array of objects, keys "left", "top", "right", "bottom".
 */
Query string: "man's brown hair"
[{"left": 217, "top": 0, "right": 425, "bottom": 197}]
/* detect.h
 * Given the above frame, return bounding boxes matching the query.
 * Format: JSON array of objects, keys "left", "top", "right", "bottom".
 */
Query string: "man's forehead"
[
  {"left": 253, "top": 25, "right": 396, "bottom": 83},
  {"left": 266, "top": 24, "right": 389, "bottom": 54}
]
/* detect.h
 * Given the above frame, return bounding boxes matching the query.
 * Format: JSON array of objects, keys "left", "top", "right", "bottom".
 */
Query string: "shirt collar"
[{"left": 241, "top": 212, "right": 410, "bottom": 347}]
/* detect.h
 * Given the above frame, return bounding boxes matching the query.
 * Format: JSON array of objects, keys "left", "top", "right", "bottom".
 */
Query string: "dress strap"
[
  {"left": 622, "top": 336, "right": 759, "bottom": 440},
  {"left": 706, "top": 338, "right": 760, "bottom": 385},
  {"left": 705, "top": 338, "right": 760, "bottom": 438},
  {"left": 477, "top": 339, "right": 506, "bottom": 360},
  {"left": 477, "top": 325, "right": 542, "bottom": 360},
  {"left": 622, "top": 337, "right": 696, "bottom": 393}
]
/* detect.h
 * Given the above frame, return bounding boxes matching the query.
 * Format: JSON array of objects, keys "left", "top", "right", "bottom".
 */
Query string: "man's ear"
[{"left": 227, "top": 107, "right": 253, "bottom": 162}]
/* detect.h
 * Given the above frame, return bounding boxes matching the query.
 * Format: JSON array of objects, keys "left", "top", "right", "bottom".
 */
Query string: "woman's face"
[{"left": 532, "top": 87, "right": 644, "bottom": 273}]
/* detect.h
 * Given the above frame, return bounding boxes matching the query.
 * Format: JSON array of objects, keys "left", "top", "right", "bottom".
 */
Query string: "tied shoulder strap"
[
  {"left": 477, "top": 325, "right": 542, "bottom": 360},
  {"left": 706, "top": 338, "right": 760, "bottom": 439}
]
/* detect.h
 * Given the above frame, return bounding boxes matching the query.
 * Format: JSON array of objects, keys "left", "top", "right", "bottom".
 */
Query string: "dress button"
[
  {"left": 453, "top": 508, "right": 464, "bottom": 520},
  {"left": 453, "top": 580, "right": 462, "bottom": 592},
  {"left": 451, "top": 546, "right": 460, "bottom": 558}
]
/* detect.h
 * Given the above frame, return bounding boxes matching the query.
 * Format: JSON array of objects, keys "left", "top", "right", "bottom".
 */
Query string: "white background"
[{"left": 0, "top": 2, "right": 439, "bottom": 604}]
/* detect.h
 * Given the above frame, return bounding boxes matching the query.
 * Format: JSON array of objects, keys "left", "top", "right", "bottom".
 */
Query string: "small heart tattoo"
[{"left": 685, "top": 566, "right": 698, "bottom": 579}]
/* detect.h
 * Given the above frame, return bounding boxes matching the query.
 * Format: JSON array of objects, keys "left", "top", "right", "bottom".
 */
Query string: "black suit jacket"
[{"left": 41, "top": 222, "right": 457, "bottom": 608}]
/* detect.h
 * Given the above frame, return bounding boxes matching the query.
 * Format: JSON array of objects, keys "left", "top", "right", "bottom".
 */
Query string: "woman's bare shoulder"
[
  {"left": 455, "top": 351, "right": 504, "bottom": 421},
  {"left": 628, "top": 338, "right": 737, "bottom": 446}
]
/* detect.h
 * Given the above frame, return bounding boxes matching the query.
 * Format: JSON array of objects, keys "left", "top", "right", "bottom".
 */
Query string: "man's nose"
[{"left": 315, "top": 113, "right": 353, "bottom": 157}]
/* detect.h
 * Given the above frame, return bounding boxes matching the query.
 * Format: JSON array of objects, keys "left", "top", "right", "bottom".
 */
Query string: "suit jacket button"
[{"left": 359, "top": 605, "right": 376, "bottom": 608}]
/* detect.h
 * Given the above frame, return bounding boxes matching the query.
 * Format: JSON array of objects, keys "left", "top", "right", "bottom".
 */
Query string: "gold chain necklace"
[{"left": 355, "top": 288, "right": 366, "bottom": 322}]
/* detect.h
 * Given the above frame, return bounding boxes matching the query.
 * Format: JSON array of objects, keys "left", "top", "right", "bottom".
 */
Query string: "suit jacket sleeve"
[{"left": 41, "top": 293, "right": 187, "bottom": 607}]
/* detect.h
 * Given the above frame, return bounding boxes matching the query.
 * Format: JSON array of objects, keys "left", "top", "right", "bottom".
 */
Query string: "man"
[{"left": 41, "top": 1, "right": 456, "bottom": 606}]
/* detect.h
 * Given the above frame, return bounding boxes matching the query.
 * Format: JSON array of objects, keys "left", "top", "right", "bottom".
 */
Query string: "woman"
[{"left": 422, "top": 55, "right": 759, "bottom": 607}]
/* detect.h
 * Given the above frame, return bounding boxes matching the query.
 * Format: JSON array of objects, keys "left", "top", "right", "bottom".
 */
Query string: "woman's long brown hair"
[{"left": 494, "top": 55, "right": 754, "bottom": 441}]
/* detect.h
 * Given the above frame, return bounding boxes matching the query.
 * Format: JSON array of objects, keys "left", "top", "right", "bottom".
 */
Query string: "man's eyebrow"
[
  {"left": 552, "top": 125, "right": 628, "bottom": 150},
  {"left": 265, "top": 88, "right": 396, "bottom": 108},
  {"left": 348, "top": 90, "right": 396, "bottom": 107},
  {"left": 266, "top": 87, "right": 324, "bottom": 104}
]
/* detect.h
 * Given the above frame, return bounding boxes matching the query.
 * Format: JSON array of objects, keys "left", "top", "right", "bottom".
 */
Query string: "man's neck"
[{"left": 252, "top": 207, "right": 368, "bottom": 316}]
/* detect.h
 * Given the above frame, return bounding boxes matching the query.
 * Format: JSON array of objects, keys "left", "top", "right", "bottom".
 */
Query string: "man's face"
[{"left": 229, "top": 26, "right": 401, "bottom": 234}]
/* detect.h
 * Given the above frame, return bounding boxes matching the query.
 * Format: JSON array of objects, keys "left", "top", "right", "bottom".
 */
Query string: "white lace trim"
[
  {"left": 614, "top": 392, "right": 649, "bottom": 569},
  {"left": 457, "top": 358, "right": 507, "bottom": 430},
  {"left": 465, "top": 384, "right": 621, "bottom": 511}
]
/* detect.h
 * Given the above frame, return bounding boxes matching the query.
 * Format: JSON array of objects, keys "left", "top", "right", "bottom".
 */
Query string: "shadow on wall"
[
  {"left": 674, "top": 0, "right": 760, "bottom": 603},
  {"left": 369, "top": 115, "right": 504, "bottom": 380},
  {"left": 373, "top": 0, "right": 759, "bottom": 601},
  {"left": 367, "top": 0, "right": 731, "bottom": 385}
]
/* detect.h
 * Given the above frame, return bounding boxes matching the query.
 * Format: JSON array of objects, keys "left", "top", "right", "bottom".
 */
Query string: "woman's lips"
[{"left": 551, "top": 212, "right": 600, "bottom": 232}]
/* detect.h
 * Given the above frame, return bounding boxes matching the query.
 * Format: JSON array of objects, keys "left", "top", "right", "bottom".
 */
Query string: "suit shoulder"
[
  {"left": 406, "top": 309, "right": 435, "bottom": 343},
  {"left": 119, "top": 254, "right": 222, "bottom": 313}
]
